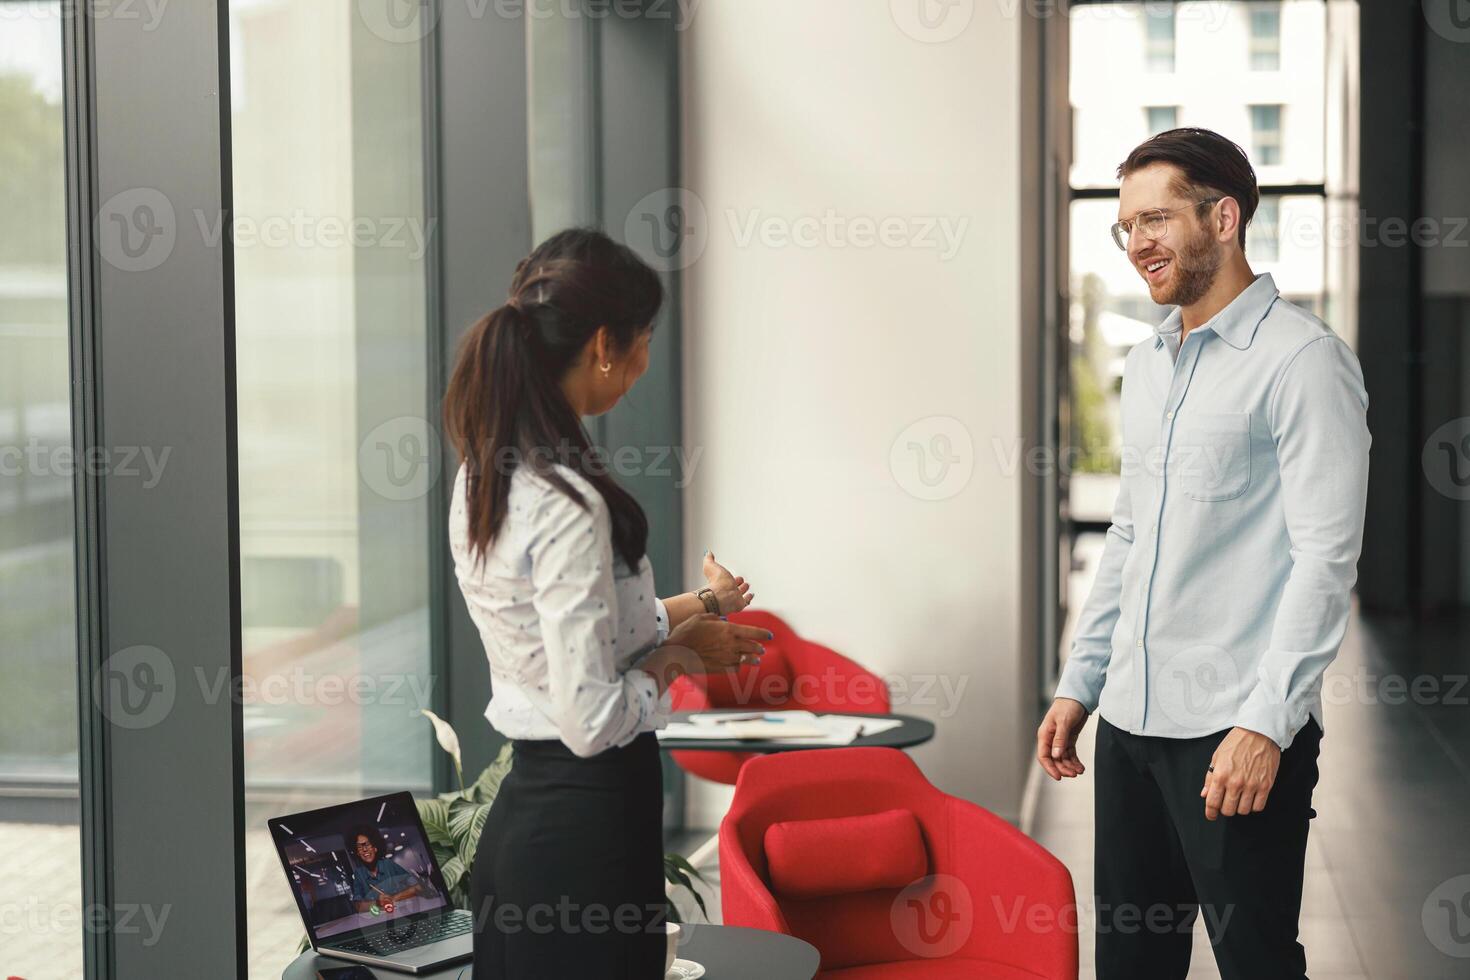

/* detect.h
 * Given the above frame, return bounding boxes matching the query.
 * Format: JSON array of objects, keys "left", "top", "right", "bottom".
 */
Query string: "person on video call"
[
  {"left": 1036, "top": 128, "right": 1369, "bottom": 980},
  {"left": 444, "top": 228, "right": 772, "bottom": 978},
  {"left": 348, "top": 826, "right": 422, "bottom": 915}
]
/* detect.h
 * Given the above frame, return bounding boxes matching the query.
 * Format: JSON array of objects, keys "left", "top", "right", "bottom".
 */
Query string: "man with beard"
[{"left": 1035, "top": 128, "right": 1369, "bottom": 979}]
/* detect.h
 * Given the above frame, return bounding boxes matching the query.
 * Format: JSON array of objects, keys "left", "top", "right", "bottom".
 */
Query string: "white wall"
[{"left": 678, "top": 0, "right": 1032, "bottom": 820}]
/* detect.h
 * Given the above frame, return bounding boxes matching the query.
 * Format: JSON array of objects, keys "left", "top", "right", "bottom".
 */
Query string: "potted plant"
[{"left": 416, "top": 711, "right": 709, "bottom": 923}]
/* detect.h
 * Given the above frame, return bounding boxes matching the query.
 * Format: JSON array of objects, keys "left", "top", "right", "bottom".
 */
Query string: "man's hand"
[
  {"left": 1036, "top": 698, "right": 1089, "bottom": 780},
  {"left": 1201, "top": 727, "right": 1281, "bottom": 820}
]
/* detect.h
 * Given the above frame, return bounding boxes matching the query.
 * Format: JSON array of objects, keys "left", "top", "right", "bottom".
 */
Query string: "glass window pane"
[
  {"left": 0, "top": 3, "right": 83, "bottom": 978},
  {"left": 1145, "top": 105, "right": 1178, "bottom": 135},
  {"left": 1250, "top": 103, "right": 1284, "bottom": 166},
  {"left": 1144, "top": 6, "right": 1175, "bottom": 72},
  {"left": 1250, "top": 5, "right": 1282, "bottom": 70},
  {"left": 528, "top": 9, "right": 596, "bottom": 242},
  {"left": 229, "top": 3, "right": 434, "bottom": 976},
  {"left": 1071, "top": 3, "right": 1326, "bottom": 188}
]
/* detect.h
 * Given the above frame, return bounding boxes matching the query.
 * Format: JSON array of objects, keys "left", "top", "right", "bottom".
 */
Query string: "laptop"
[{"left": 269, "top": 791, "right": 474, "bottom": 974}]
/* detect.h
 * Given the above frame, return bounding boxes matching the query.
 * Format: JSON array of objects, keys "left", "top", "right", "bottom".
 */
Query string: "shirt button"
[
  {"left": 1166, "top": 411, "right": 1175, "bottom": 420},
  {"left": 1136, "top": 640, "right": 1143, "bottom": 648}
]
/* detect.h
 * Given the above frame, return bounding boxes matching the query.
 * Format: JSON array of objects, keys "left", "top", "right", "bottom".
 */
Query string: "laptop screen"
[{"left": 268, "top": 792, "right": 451, "bottom": 944}]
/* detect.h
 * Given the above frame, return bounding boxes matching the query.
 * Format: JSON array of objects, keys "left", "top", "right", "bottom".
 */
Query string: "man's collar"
[{"left": 1153, "top": 273, "right": 1279, "bottom": 351}]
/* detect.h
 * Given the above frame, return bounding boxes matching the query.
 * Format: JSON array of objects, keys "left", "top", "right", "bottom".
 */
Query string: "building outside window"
[
  {"left": 1250, "top": 4, "right": 1283, "bottom": 70},
  {"left": 1145, "top": 105, "right": 1179, "bottom": 135},
  {"left": 1250, "top": 103, "right": 1284, "bottom": 165},
  {"left": 1249, "top": 195, "right": 1282, "bottom": 261},
  {"left": 1144, "top": 4, "right": 1176, "bottom": 72},
  {"left": 0, "top": 4, "right": 84, "bottom": 978}
]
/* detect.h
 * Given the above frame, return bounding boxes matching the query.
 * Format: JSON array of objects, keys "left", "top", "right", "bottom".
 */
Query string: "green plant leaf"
[
  {"left": 417, "top": 797, "right": 454, "bottom": 848},
  {"left": 471, "top": 743, "right": 514, "bottom": 804},
  {"left": 663, "top": 853, "right": 710, "bottom": 921},
  {"left": 456, "top": 802, "right": 493, "bottom": 871},
  {"left": 440, "top": 854, "right": 466, "bottom": 895},
  {"left": 663, "top": 853, "right": 708, "bottom": 886}
]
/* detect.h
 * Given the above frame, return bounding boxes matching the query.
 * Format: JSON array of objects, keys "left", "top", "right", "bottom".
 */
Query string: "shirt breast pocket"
[{"left": 1175, "top": 412, "right": 1251, "bottom": 502}]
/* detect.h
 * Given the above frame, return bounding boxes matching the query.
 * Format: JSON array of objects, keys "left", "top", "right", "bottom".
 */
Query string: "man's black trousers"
[{"left": 1094, "top": 715, "right": 1322, "bottom": 980}]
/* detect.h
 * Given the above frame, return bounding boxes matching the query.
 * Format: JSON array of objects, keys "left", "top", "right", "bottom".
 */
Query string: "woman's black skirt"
[{"left": 470, "top": 731, "right": 667, "bottom": 979}]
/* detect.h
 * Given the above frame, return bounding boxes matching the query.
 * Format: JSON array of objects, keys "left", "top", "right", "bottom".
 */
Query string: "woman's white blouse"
[{"left": 448, "top": 463, "right": 673, "bottom": 757}]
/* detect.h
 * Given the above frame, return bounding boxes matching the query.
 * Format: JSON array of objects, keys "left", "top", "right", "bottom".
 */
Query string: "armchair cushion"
[{"left": 764, "top": 808, "right": 928, "bottom": 900}]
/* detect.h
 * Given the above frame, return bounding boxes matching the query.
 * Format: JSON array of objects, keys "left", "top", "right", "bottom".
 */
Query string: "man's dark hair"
[{"left": 1117, "top": 127, "right": 1259, "bottom": 250}]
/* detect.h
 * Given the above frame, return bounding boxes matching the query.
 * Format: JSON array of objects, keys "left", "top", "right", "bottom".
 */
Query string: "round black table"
[
  {"left": 656, "top": 710, "right": 934, "bottom": 753},
  {"left": 282, "top": 924, "right": 819, "bottom": 979}
]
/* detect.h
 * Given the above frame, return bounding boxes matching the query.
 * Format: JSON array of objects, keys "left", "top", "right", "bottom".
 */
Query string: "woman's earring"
[{"left": 600, "top": 363, "right": 612, "bottom": 378}]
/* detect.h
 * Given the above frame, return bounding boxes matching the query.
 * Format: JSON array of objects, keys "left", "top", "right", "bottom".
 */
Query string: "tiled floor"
[{"left": 1029, "top": 607, "right": 1470, "bottom": 979}]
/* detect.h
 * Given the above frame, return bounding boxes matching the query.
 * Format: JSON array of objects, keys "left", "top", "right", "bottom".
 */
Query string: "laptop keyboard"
[{"left": 332, "top": 909, "right": 473, "bottom": 956}]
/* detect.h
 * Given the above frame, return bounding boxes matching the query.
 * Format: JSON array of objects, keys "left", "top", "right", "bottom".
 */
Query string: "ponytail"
[{"left": 443, "top": 229, "right": 661, "bottom": 571}]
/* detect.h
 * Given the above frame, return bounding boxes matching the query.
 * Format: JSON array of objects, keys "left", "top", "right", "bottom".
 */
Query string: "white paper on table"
[
  {"left": 823, "top": 715, "right": 904, "bottom": 737},
  {"left": 657, "top": 710, "right": 877, "bottom": 745}
]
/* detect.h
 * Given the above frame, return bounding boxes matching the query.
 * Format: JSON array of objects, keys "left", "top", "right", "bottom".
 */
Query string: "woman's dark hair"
[
  {"left": 349, "top": 826, "right": 386, "bottom": 866},
  {"left": 443, "top": 228, "right": 662, "bottom": 570},
  {"left": 1117, "top": 127, "right": 1259, "bottom": 250}
]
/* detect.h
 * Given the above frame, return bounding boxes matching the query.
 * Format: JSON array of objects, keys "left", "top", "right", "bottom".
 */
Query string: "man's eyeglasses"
[
  {"left": 354, "top": 841, "right": 376, "bottom": 853},
  {"left": 1111, "top": 198, "right": 1221, "bottom": 251}
]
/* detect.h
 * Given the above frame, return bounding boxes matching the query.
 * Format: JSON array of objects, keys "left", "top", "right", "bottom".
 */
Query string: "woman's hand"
[
  {"left": 703, "top": 550, "right": 754, "bottom": 615},
  {"left": 664, "top": 613, "right": 772, "bottom": 675}
]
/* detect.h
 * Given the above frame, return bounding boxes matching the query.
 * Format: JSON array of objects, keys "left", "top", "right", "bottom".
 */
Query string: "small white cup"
[{"left": 664, "top": 921, "right": 682, "bottom": 975}]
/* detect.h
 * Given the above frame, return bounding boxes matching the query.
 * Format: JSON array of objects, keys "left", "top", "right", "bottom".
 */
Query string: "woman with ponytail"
[{"left": 444, "top": 229, "right": 771, "bottom": 977}]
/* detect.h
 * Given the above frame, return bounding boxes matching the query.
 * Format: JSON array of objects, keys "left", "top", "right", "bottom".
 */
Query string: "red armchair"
[
  {"left": 668, "top": 610, "right": 890, "bottom": 785},
  {"left": 720, "top": 747, "right": 1078, "bottom": 980}
]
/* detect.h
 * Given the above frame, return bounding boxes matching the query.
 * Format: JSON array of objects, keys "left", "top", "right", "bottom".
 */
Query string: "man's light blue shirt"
[{"left": 1055, "top": 273, "right": 1370, "bottom": 749}]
